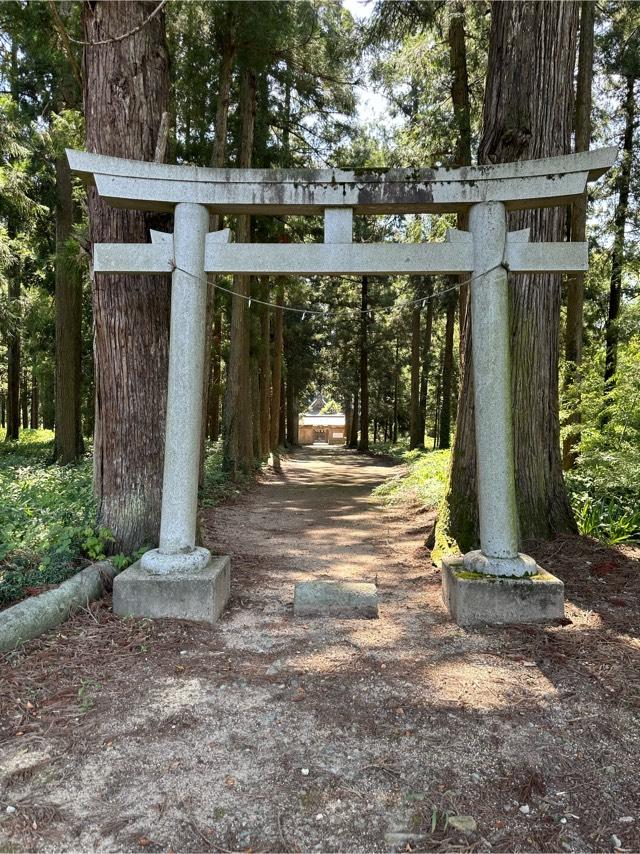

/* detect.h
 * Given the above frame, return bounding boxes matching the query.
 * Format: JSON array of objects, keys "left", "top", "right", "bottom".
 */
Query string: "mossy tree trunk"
[{"left": 439, "top": 0, "right": 578, "bottom": 554}]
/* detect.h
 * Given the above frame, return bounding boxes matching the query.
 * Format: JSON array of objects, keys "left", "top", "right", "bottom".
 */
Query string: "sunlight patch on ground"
[{"left": 421, "top": 659, "right": 558, "bottom": 711}]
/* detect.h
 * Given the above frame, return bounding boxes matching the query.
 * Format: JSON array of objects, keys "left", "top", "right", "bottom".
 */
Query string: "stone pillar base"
[
  {"left": 441, "top": 555, "right": 564, "bottom": 627},
  {"left": 113, "top": 555, "right": 230, "bottom": 625}
]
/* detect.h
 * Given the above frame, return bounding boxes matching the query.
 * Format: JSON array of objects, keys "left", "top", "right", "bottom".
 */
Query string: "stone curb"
[{"left": 0, "top": 561, "right": 117, "bottom": 653}]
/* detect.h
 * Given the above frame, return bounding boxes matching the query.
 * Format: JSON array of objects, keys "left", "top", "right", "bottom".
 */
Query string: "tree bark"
[
  {"left": 603, "top": 72, "right": 635, "bottom": 420},
  {"left": 54, "top": 152, "right": 85, "bottom": 463},
  {"left": 278, "top": 373, "right": 286, "bottom": 447},
  {"left": 563, "top": 0, "right": 594, "bottom": 468},
  {"left": 21, "top": 371, "right": 29, "bottom": 429},
  {"left": 201, "top": 14, "right": 235, "bottom": 476},
  {"left": 409, "top": 278, "right": 422, "bottom": 449},
  {"left": 5, "top": 256, "right": 20, "bottom": 441},
  {"left": 30, "top": 367, "right": 39, "bottom": 429},
  {"left": 448, "top": 1, "right": 472, "bottom": 360},
  {"left": 438, "top": 289, "right": 456, "bottom": 450},
  {"left": 418, "top": 282, "right": 434, "bottom": 444},
  {"left": 357, "top": 276, "right": 369, "bottom": 452},
  {"left": 207, "top": 309, "right": 222, "bottom": 440},
  {"left": 270, "top": 278, "right": 284, "bottom": 450},
  {"left": 259, "top": 277, "right": 271, "bottom": 455},
  {"left": 83, "top": 0, "right": 171, "bottom": 553},
  {"left": 348, "top": 385, "right": 359, "bottom": 448},
  {"left": 223, "top": 66, "right": 256, "bottom": 477},
  {"left": 286, "top": 365, "right": 296, "bottom": 446},
  {"left": 344, "top": 395, "right": 353, "bottom": 446},
  {"left": 441, "top": 0, "right": 578, "bottom": 552},
  {"left": 4, "top": 40, "right": 20, "bottom": 442},
  {"left": 392, "top": 337, "right": 399, "bottom": 444}
]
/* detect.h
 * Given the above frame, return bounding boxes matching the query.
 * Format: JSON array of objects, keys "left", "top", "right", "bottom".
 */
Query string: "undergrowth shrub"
[{"left": 372, "top": 446, "right": 450, "bottom": 510}]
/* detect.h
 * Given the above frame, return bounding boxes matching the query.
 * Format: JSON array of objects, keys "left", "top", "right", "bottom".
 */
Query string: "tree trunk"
[
  {"left": 438, "top": 289, "right": 456, "bottom": 450},
  {"left": 54, "top": 152, "right": 85, "bottom": 463},
  {"left": 358, "top": 276, "right": 369, "bottom": 452},
  {"left": 83, "top": 0, "right": 171, "bottom": 553},
  {"left": 418, "top": 283, "right": 434, "bottom": 444},
  {"left": 5, "top": 265, "right": 20, "bottom": 441},
  {"left": 348, "top": 386, "right": 359, "bottom": 448},
  {"left": 441, "top": 0, "right": 578, "bottom": 552},
  {"left": 30, "top": 367, "right": 39, "bottom": 429},
  {"left": 286, "top": 366, "right": 295, "bottom": 446},
  {"left": 409, "top": 278, "right": 422, "bottom": 449},
  {"left": 4, "top": 41, "right": 20, "bottom": 443},
  {"left": 344, "top": 395, "right": 353, "bottom": 446},
  {"left": 563, "top": 0, "right": 594, "bottom": 468},
  {"left": 392, "top": 337, "right": 399, "bottom": 444},
  {"left": 278, "top": 374, "right": 286, "bottom": 447},
  {"left": 207, "top": 309, "right": 222, "bottom": 440},
  {"left": 21, "top": 371, "right": 29, "bottom": 429},
  {"left": 223, "top": 66, "right": 256, "bottom": 477},
  {"left": 201, "top": 15, "right": 235, "bottom": 476},
  {"left": 259, "top": 277, "right": 271, "bottom": 455},
  {"left": 448, "top": 1, "right": 472, "bottom": 360},
  {"left": 270, "top": 278, "right": 284, "bottom": 450},
  {"left": 603, "top": 72, "right": 635, "bottom": 420}
]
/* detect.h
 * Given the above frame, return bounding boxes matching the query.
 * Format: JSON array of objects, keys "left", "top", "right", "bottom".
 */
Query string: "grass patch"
[
  {"left": 0, "top": 432, "right": 247, "bottom": 608},
  {"left": 372, "top": 444, "right": 451, "bottom": 510},
  {"left": 0, "top": 429, "right": 98, "bottom": 607},
  {"left": 200, "top": 439, "right": 256, "bottom": 506}
]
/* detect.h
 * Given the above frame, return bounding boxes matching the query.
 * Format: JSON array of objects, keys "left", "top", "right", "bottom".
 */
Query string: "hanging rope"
[
  {"left": 170, "top": 263, "right": 503, "bottom": 320},
  {"left": 55, "top": 0, "right": 168, "bottom": 48}
]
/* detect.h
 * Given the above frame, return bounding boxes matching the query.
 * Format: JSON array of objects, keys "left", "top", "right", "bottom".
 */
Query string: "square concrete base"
[
  {"left": 294, "top": 581, "right": 378, "bottom": 618},
  {"left": 113, "top": 555, "right": 230, "bottom": 624},
  {"left": 441, "top": 555, "right": 564, "bottom": 626}
]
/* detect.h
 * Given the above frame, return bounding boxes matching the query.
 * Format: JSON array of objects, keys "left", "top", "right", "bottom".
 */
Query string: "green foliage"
[
  {"left": 0, "top": 430, "right": 103, "bottom": 607},
  {"left": 201, "top": 438, "right": 253, "bottom": 506},
  {"left": 0, "top": 430, "right": 87, "bottom": 599},
  {"left": 563, "top": 327, "right": 640, "bottom": 544},
  {"left": 372, "top": 444, "right": 450, "bottom": 509}
]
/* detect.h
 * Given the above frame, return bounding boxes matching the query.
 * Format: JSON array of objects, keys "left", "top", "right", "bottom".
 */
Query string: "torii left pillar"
[{"left": 113, "top": 202, "right": 230, "bottom": 623}]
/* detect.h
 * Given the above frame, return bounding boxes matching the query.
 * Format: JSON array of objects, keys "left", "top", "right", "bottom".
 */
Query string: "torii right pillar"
[{"left": 442, "top": 200, "right": 571, "bottom": 626}]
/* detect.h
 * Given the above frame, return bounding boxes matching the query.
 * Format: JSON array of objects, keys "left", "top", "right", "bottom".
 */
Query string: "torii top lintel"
[{"left": 66, "top": 147, "right": 617, "bottom": 216}]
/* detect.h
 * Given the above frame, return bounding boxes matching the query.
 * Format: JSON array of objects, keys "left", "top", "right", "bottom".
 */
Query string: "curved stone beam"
[{"left": 67, "top": 147, "right": 617, "bottom": 215}]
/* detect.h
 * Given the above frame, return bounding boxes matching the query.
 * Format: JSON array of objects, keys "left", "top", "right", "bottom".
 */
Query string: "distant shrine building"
[{"left": 299, "top": 393, "right": 346, "bottom": 445}]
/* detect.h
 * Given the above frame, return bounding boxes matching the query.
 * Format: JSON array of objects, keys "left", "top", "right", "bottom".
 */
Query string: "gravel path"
[{"left": 1, "top": 446, "right": 639, "bottom": 853}]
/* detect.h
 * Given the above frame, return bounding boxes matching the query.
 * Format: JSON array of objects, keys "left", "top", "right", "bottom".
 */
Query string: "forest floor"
[{"left": 1, "top": 446, "right": 639, "bottom": 853}]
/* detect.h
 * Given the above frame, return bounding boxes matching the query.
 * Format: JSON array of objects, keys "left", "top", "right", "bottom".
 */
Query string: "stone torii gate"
[{"left": 67, "top": 146, "right": 616, "bottom": 627}]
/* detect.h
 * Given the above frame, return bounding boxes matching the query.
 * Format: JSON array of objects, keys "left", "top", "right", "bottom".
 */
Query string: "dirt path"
[{"left": 1, "top": 447, "right": 640, "bottom": 853}]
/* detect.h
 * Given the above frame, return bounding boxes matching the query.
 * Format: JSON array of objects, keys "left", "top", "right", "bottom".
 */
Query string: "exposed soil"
[{"left": 1, "top": 446, "right": 639, "bottom": 853}]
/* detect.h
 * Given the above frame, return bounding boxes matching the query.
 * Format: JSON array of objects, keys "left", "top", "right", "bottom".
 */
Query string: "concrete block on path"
[
  {"left": 441, "top": 555, "right": 564, "bottom": 627},
  {"left": 294, "top": 580, "right": 378, "bottom": 619},
  {"left": 113, "top": 555, "right": 230, "bottom": 624}
]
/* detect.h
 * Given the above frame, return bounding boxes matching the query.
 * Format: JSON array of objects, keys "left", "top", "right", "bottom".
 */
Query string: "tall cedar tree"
[
  {"left": 563, "top": 0, "right": 595, "bottom": 468},
  {"left": 83, "top": 0, "right": 171, "bottom": 552},
  {"left": 603, "top": 73, "right": 636, "bottom": 414},
  {"left": 54, "top": 150, "right": 85, "bottom": 463},
  {"left": 357, "top": 276, "right": 370, "bottom": 452},
  {"left": 200, "top": 3, "right": 236, "bottom": 479},
  {"left": 222, "top": 66, "right": 256, "bottom": 477},
  {"left": 270, "top": 279, "right": 284, "bottom": 451},
  {"left": 441, "top": 0, "right": 578, "bottom": 552},
  {"left": 5, "top": 42, "right": 21, "bottom": 441}
]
